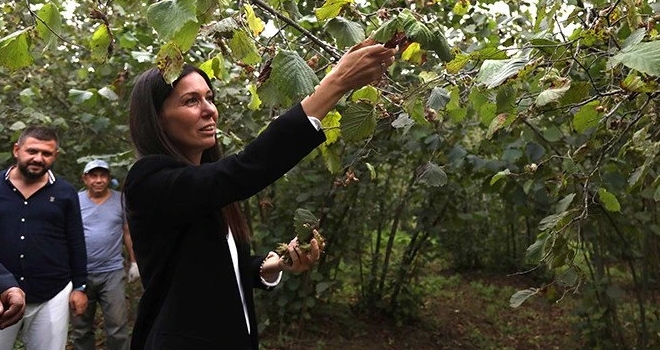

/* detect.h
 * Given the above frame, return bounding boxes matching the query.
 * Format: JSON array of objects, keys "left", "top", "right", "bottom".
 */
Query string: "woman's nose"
[{"left": 202, "top": 100, "right": 217, "bottom": 118}]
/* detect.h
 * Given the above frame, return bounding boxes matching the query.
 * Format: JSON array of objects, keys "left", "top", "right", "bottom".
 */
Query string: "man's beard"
[{"left": 17, "top": 162, "right": 48, "bottom": 180}]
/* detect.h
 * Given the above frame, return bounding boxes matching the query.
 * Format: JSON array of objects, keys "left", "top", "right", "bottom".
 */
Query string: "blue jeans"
[{"left": 70, "top": 268, "right": 129, "bottom": 350}]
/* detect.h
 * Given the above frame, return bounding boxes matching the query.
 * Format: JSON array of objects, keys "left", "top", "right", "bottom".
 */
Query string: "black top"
[
  {"left": 0, "top": 168, "right": 87, "bottom": 303},
  {"left": 124, "top": 103, "right": 326, "bottom": 350}
]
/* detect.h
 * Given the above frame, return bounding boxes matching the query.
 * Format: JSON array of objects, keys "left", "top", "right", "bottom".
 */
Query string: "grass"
[{"left": 11, "top": 270, "right": 582, "bottom": 350}]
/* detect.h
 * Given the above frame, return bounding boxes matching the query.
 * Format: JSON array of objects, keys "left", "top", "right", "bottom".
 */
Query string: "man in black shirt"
[{"left": 0, "top": 126, "right": 87, "bottom": 350}]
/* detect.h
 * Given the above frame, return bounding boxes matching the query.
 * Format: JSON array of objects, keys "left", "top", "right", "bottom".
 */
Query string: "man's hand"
[
  {"left": 128, "top": 262, "right": 140, "bottom": 283},
  {"left": 0, "top": 287, "right": 25, "bottom": 329},
  {"left": 69, "top": 290, "right": 88, "bottom": 317}
]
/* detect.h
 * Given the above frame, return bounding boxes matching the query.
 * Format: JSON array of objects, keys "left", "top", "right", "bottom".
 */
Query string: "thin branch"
[
  {"left": 25, "top": 0, "right": 86, "bottom": 51},
  {"left": 250, "top": 0, "right": 342, "bottom": 61}
]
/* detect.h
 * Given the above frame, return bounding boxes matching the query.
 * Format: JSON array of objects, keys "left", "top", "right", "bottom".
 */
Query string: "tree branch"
[
  {"left": 25, "top": 0, "right": 86, "bottom": 51},
  {"left": 250, "top": 0, "right": 342, "bottom": 61}
]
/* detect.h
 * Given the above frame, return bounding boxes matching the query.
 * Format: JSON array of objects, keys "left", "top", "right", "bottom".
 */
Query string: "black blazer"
[{"left": 124, "top": 103, "right": 326, "bottom": 350}]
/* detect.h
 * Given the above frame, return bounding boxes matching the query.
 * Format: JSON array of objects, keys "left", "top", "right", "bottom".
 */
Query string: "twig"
[
  {"left": 25, "top": 0, "right": 86, "bottom": 51},
  {"left": 250, "top": 0, "right": 343, "bottom": 60}
]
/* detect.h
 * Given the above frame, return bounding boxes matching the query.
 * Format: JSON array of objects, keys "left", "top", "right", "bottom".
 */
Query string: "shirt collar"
[{"left": 4, "top": 165, "right": 57, "bottom": 184}]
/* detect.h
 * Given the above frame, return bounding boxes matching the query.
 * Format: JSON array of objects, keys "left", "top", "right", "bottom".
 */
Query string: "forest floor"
[
  {"left": 258, "top": 270, "right": 582, "bottom": 350},
  {"left": 64, "top": 269, "right": 582, "bottom": 350}
]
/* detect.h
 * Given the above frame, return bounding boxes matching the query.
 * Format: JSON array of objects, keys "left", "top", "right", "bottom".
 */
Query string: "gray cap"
[{"left": 83, "top": 159, "right": 110, "bottom": 174}]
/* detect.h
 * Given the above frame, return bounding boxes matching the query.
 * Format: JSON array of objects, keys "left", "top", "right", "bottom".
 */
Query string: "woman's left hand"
[{"left": 283, "top": 235, "right": 322, "bottom": 274}]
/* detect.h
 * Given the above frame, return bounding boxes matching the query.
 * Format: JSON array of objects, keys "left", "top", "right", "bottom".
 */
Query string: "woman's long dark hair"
[{"left": 128, "top": 64, "right": 251, "bottom": 243}]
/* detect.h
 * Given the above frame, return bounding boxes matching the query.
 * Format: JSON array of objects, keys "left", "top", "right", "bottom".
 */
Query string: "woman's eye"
[{"left": 185, "top": 98, "right": 198, "bottom": 105}]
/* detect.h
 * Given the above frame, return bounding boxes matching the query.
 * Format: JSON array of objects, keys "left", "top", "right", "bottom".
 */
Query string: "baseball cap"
[{"left": 83, "top": 159, "right": 110, "bottom": 174}]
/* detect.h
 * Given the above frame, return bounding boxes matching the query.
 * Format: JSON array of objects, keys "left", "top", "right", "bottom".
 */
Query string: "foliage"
[{"left": 3, "top": 0, "right": 660, "bottom": 348}]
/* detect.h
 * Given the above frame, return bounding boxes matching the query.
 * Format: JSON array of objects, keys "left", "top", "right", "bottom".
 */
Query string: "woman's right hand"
[
  {"left": 301, "top": 39, "right": 398, "bottom": 120},
  {"left": 325, "top": 38, "right": 398, "bottom": 93}
]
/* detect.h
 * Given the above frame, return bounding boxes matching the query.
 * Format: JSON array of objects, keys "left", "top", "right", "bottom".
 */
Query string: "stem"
[{"left": 250, "top": 0, "right": 342, "bottom": 60}]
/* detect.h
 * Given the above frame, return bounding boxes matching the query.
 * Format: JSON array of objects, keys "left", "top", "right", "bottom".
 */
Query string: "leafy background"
[{"left": 2, "top": 0, "right": 660, "bottom": 348}]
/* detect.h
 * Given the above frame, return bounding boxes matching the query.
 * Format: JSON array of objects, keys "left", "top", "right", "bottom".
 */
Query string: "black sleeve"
[
  {"left": 124, "top": 102, "right": 326, "bottom": 221},
  {"left": 0, "top": 262, "right": 18, "bottom": 293}
]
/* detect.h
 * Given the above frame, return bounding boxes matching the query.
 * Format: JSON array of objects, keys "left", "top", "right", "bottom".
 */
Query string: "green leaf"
[
  {"left": 315, "top": 0, "right": 353, "bottom": 21},
  {"left": 205, "top": 17, "right": 239, "bottom": 34},
  {"left": 416, "top": 162, "right": 447, "bottom": 187},
  {"left": 321, "top": 111, "right": 341, "bottom": 145},
  {"left": 68, "top": 89, "right": 99, "bottom": 108},
  {"left": 486, "top": 113, "right": 509, "bottom": 139},
  {"left": 560, "top": 81, "right": 592, "bottom": 105},
  {"left": 621, "top": 28, "right": 647, "bottom": 50},
  {"left": 399, "top": 10, "right": 453, "bottom": 62},
  {"left": 325, "top": 17, "right": 365, "bottom": 49},
  {"left": 9, "top": 121, "right": 27, "bottom": 131},
  {"left": 370, "top": 17, "right": 399, "bottom": 44},
  {"left": 391, "top": 113, "right": 414, "bottom": 132},
  {"left": 36, "top": 3, "right": 62, "bottom": 49},
  {"left": 509, "top": 288, "right": 538, "bottom": 308},
  {"left": 628, "top": 165, "right": 646, "bottom": 188},
  {"left": 490, "top": 169, "right": 511, "bottom": 186},
  {"left": 270, "top": 50, "right": 319, "bottom": 100},
  {"left": 496, "top": 85, "right": 515, "bottom": 114},
  {"left": 621, "top": 73, "right": 659, "bottom": 93},
  {"left": 320, "top": 144, "right": 341, "bottom": 174},
  {"left": 538, "top": 212, "right": 569, "bottom": 231},
  {"left": 293, "top": 208, "right": 320, "bottom": 243},
  {"left": 147, "top": 0, "right": 197, "bottom": 41},
  {"left": 401, "top": 42, "right": 424, "bottom": 64},
  {"left": 559, "top": 267, "right": 579, "bottom": 287},
  {"left": 418, "top": 71, "right": 439, "bottom": 83},
  {"left": 446, "top": 53, "right": 470, "bottom": 74},
  {"left": 535, "top": 80, "right": 571, "bottom": 107},
  {"left": 196, "top": 0, "right": 224, "bottom": 23},
  {"left": 555, "top": 193, "right": 576, "bottom": 213},
  {"left": 598, "top": 188, "right": 621, "bottom": 212},
  {"left": 19, "top": 88, "right": 35, "bottom": 106},
  {"left": 572, "top": 100, "right": 601, "bottom": 133},
  {"left": 243, "top": 4, "right": 265, "bottom": 37},
  {"left": 229, "top": 30, "right": 262, "bottom": 65},
  {"left": 365, "top": 162, "right": 376, "bottom": 180},
  {"left": 155, "top": 42, "right": 185, "bottom": 84},
  {"left": 172, "top": 20, "right": 200, "bottom": 52},
  {"left": 199, "top": 54, "right": 226, "bottom": 80},
  {"left": 90, "top": 24, "right": 112, "bottom": 62},
  {"left": 476, "top": 58, "right": 529, "bottom": 89},
  {"left": 453, "top": 0, "right": 470, "bottom": 16},
  {"left": 654, "top": 183, "right": 660, "bottom": 202},
  {"left": 608, "top": 40, "right": 660, "bottom": 77},
  {"left": 0, "top": 29, "right": 33, "bottom": 70},
  {"left": 427, "top": 87, "right": 450, "bottom": 111},
  {"left": 479, "top": 103, "right": 497, "bottom": 127},
  {"left": 281, "top": 0, "right": 303, "bottom": 19},
  {"left": 525, "top": 233, "right": 548, "bottom": 263},
  {"left": 471, "top": 47, "right": 509, "bottom": 60},
  {"left": 98, "top": 86, "right": 118, "bottom": 101},
  {"left": 257, "top": 78, "right": 291, "bottom": 108},
  {"left": 341, "top": 102, "right": 377, "bottom": 142},
  {"left": 447, "top": 86, "right": 466, "bottom": 123},
  {"left": 247, "top": 84, "right": 261, "bottom": 110},
  {"left": 403, "top": 97, "right": 427, "bottom": 126},
  {"left": 119, "top": 32, "right": 139, "bottom": 49},
  {"left": 351, "top": 86, "right": 379, "bottom": 104}
]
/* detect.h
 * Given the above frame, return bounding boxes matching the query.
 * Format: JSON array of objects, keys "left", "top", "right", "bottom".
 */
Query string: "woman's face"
[{"left": 160, "top": 72, "right": 218, "bottom": 164}]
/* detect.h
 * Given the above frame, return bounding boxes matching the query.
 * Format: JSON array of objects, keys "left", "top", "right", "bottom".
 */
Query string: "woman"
[{"left": 123, "top": 39, "right": 397, "bottom": 350}]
